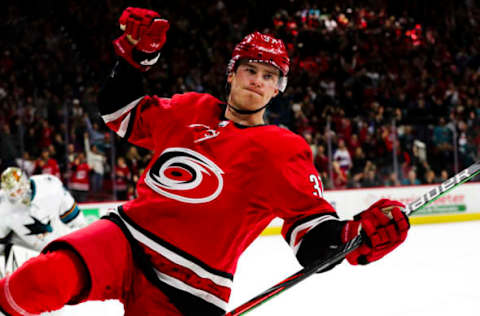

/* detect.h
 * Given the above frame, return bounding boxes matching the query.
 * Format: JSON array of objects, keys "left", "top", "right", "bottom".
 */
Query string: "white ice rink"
[{"left": 47, "top": 220, "right": 480, "bottom": 316}]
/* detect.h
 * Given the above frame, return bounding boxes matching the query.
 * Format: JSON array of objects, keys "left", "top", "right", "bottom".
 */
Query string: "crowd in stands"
[{"left": 0, "top": 0, "right": 479, "bottom": 201}]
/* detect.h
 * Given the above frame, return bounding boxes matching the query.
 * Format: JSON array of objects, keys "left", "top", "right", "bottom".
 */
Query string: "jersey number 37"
[{"left": 309, "top": 174, "right": 324, "bottom": 198}]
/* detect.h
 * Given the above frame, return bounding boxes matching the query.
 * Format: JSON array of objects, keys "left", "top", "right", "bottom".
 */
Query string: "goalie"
[{"left": 0, "top": 167, "right": 87, "bottom": 277}]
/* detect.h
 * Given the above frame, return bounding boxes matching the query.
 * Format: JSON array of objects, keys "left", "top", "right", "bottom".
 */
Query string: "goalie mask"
[
  {"left": 1, "top": 167, "right": 31, "bottom": 205},
  {"left": 227, "top": 32, "right": 290, "bottom": 92}
]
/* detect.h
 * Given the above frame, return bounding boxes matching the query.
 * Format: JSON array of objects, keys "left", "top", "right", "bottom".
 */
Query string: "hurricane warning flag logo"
[{"left": 145, "top": 148, "right": 224, "bottom": 203}]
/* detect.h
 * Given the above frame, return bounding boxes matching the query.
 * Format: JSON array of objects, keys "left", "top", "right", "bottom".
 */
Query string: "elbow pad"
[{"left": 295, "top": 219, "right": 347, "bottom": 272}]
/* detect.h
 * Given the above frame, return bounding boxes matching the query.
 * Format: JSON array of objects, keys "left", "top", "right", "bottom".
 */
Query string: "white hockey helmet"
[{"left": 1, "top": 167, "right": 31, "bottom": 205}]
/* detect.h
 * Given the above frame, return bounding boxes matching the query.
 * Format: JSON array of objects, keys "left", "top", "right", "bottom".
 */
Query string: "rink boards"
[
  {"left": 263, "top": 182, "right": 480, "bottom": 235},
  {"left": 76, "top": 182, "right": 480, "bottom": 236}
]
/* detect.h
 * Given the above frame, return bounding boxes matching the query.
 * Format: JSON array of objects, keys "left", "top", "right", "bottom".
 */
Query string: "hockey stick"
[{"left": 227, "top": 161, "right": 480, "bottom": 316}]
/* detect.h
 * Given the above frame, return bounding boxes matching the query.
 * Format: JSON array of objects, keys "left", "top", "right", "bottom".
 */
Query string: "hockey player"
[
  {"left": 0, "top": 167, "right": 87, "bottom": 275},
  {"left": 0, "top": 7, "right": 409, "bottom": 316}
]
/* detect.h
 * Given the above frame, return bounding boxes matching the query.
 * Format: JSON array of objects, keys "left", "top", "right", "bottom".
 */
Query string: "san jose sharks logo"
[{"left": 25, "top": 216, "right": 53, "bottom": 235}]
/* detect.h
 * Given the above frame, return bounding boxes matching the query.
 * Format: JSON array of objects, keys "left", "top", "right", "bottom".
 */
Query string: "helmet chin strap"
[{"left": 227, "top": 102, "right": 268, "bottom": 115}]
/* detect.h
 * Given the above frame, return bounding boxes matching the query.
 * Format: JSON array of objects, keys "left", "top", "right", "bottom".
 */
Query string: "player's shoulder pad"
[
  {"left": 256, "top": 126, "right": 312, "bottom": 162},
  {"left": 30, "top": 174, "right": 63, "bottom": 189},
  {"left": 30, "top": 175, "right": 66, "bottom": 203}
]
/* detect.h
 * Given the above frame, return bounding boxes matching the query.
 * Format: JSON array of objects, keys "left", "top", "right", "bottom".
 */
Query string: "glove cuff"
[
  {"left": 341, "top": 220, "right": 361, "bottom": 244},
  {"left": 342, "top": 220, "right": 370, "bottom": 265}
]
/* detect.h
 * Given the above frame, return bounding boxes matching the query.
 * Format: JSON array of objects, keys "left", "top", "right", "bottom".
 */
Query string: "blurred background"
[{"left": 1, "top": 0, "right": 479, "bottom": 202}]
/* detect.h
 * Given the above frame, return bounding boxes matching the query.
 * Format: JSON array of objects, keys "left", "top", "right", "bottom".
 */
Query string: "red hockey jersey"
[
  {"left": 102, "top": 92, "right": 337, "bottom": 313},
  {"left": 69, "top": 162, "right": 90, "bottom": 191}
]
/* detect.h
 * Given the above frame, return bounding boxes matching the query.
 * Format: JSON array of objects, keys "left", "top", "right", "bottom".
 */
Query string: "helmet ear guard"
[
  {"left": 278, "top": 76, "right": 287, "bottom": 92},
  {"left": 1, "top": 167, "right": 31, "bottom": 205}
]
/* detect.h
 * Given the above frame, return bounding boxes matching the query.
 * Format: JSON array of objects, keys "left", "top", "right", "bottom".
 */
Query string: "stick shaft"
[{"left": 227, "top": 161, "right": 480, "bottom": 316}]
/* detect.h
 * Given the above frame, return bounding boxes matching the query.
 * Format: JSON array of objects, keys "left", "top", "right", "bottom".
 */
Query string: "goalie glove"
[
  {"left": 341, "top": 199, "right": 410, "bottom": 265},
  {"left": 113, "top": 7, "right": 169, "bottom": 71}
]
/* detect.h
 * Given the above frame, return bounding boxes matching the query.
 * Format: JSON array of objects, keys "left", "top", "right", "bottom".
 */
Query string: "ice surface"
[
  {"left": 43, "top": 221, "right": 480, "bottom": 315},
  {"left": 230, "top": 221, "right": 480, "bottom": 316}
]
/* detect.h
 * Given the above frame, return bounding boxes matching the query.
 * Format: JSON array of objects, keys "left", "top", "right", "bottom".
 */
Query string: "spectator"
[
  {"left": 457, "top": 120, "right": 476, "bottom": 168},
  {"left": 349, "top": 147, "right": 367, "bottom": 188},
  {"left": 314, "top": 144, "right": 329, "bottom": 177},
  {"left": 126, "top": 184, "right": 136, "bottom": 200},
  {"left": 347, "top": 133, "right": 361, "bottom": 156},
  {"left": 333, "top": 138, "right": 352, "bottom": 174},
  {"left": 15, "top": 152, "right": 35, "bottom": 177},
  {"left": 84, "top": 133, "right": 106, "bottom": 194},
  {"left": 84, "top": 114, "right": 105, "bottom": 147},
  {"left": 67, "top": 143, "right": 77, "bottom": 164},
  {"left": 331, "top": 161, "right": 347, "bottom": 189},
  {"left": 125, "top": 146, "right": 141, "bottom": 176},
  {"left": 24, "top": 127, "right": 40, "bottom": 158},
  {"left": 432, "top": 117, "right": 453, "bottom": 152},
  {"left": 39, "top": 119, "right": 53, "bottom": 149},
  {"left": 72, "top": 98, "right": 84, "bottom": 119},
  {"left": 303, "top": 132, "right": 317, "bottom": 157},
  {"left": 424, "top": 169, "right": 437, "bottom": 185},
  {"left": 402, "top": 169, "right": 421, "bottom": 186},
  {"left": 68, "top": 153, "right": 90, "bottom": 202},
  {"left": 438, "top": 169, "right": 450, "bottom": 182},
  {"left": 384, "top": 172, "right": 401, "bottom": 187},
  {"left": 33, "top": 148, "right": 61, "bottom": 178},
  {"left": 361, "top": 163, "right": 382, "bottom": 188},
  {"left": 114, "top": 156, "right": 131, "bottom": 201},
  {"left": 351, "top": 147, "right": 367, "bottom": 177}
]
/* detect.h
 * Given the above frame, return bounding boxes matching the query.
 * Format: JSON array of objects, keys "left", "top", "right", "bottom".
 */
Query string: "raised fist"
[{"left": 113, "top": 7, "right": 169, "bottom": 71}]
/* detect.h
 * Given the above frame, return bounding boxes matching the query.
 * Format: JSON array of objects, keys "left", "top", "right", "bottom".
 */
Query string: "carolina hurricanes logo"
[{"left": 145, "top": 148, "right": 224, "bottom": 204}]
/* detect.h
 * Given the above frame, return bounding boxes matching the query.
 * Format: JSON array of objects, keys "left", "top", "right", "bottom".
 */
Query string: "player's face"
[
  {"left": 7, "top": 187, "right": 27, "bottom": 203},
  {"left": 1, "top": 168, "right": 31, "bottom": 205},
  {"left": 2, "top": 178, "right": 30, "bottom": 205},
  {"left": 227, "top": 62, "right": 280, "bottom": 112}
]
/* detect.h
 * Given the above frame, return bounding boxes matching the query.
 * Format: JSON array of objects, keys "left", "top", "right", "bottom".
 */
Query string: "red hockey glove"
[
  {"left": 113, "top": 7, "right": 169, "bottom": 71},
  {"left": 341, "top": 199, "right": 410, "bottom": 265}
]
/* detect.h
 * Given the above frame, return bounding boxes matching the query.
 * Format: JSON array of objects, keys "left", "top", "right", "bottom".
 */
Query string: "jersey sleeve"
[
  {"left": 97, "top": 59, "right": 175, "bottom": 150},
  {"left": 266, "top": 134, "right": 345, "bottom": 268},
  {"left": 59, "top": 189, "right": 86, "bottom": 230}
]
